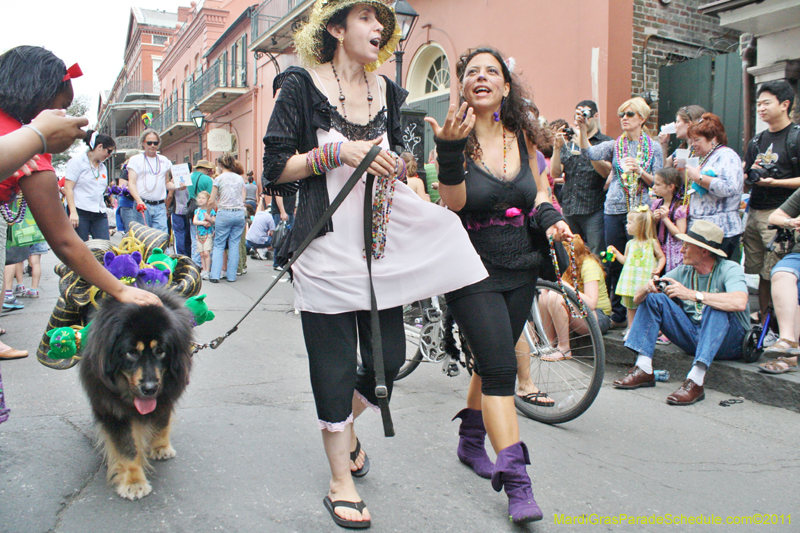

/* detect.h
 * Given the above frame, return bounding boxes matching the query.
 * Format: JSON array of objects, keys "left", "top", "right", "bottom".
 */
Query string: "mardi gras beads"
[{"left": 548, "top": 235, "right": 589, "bottom": 319}]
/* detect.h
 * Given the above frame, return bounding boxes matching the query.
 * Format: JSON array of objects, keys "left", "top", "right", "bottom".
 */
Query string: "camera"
[
  {"left": 563, "top": 127, "right": 575, "bottom": 141},
  {"left": 581, "top": 108, "right": 593, "bottom": 119},
  {"left": 655, "top": 279, "right": 670, "bottom": 293},
  {"left": 745, "top": 161, "right": 780, "bottom": 186}
]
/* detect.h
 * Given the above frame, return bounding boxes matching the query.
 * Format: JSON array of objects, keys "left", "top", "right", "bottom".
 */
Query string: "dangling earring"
[
  {"left": 338, "top": 36, "right": 344, "bottom": 46},
  {"left": 494, "top": 96, "right": 505, "bottom": 122}
]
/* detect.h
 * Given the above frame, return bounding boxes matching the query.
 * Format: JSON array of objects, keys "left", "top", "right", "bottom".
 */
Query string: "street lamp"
[
  {"left": 190, "top": 104, "right": 205, "bottom": 162},
  {"left": 393, "top": 0, "right": 419, "bottom": 87}
]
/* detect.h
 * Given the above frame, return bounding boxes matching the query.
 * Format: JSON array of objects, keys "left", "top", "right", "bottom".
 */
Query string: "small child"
[
  {"left": 608, "top": 206, "right": 666, "bottom": 336},
  {"left": 193, "top": 191, "right": 216, "bottom": 279},
  {"left": 651, "top": 168, "right": 687, "bottom": 272}
]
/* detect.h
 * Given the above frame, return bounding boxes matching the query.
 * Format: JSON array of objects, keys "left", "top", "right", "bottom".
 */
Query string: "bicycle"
[{"left": 397, "top": 279, "right": 605, "bottom": 424}]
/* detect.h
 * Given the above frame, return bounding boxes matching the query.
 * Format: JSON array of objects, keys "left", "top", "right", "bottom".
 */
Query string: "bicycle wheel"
[
  {"left": 396, "top": 301, "right": 425, "bottom": 380},
  {"left": 514, "top": 279, "right": 605, "bottom": 424}
]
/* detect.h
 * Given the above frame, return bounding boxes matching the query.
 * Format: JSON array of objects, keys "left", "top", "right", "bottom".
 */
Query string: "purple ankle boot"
[
  {"left": 491, "top": 441, "right": 543, "bottom": 524},
  {"left": 452, "top": 408, "right": 494, "bottom": 479}
]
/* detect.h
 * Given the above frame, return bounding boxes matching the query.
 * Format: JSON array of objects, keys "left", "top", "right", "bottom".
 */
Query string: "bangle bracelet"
[{"left": 22, "top": 124, "right": 47, "bottom": 154}]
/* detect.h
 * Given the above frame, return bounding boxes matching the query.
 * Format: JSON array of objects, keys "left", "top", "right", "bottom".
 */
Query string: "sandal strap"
[
  {"left": 776, "top": 356, "right": 798, "bottom": 366},
  {"left": 350, "top": 438, "right": 361, "bottom": 462},
  {"left": 774, "top": 338, "right": 799, "bottom": 349},
  {"left": 330, "top": 499, "right": 367, "bottom": 513},
  {"left": 523, "top": 392, "right": 550, "bottom": 399}
]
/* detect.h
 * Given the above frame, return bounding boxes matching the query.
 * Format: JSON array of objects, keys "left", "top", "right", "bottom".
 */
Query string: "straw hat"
[
  {"left": 293, "top": 0, "right": 401, "bottom": 72},
  {"left": 676, "top": 220, "right": 727, "bottom": 257},
  {"left": 194, "top": 160, "right": 215, "bottom": 170}
]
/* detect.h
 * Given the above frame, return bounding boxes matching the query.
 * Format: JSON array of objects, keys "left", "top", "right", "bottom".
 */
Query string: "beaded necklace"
[
  {"left": 548, "top": 235, "right": 589, "bottom": 319},
  {"left": 690, "top": 259, "right": 718, "bottom": 317},
  {"left": 0, "top": 195, "right": 27, "bottom": 224},
  {"left": 613, "top": 133, "right": 654, "bottom": 211},
  {"left": 478, "top": 127, "right": 508, "bottom": 180},
  {"left": 141, "top": 154, "right": 161, "bottom": 194},
  {"left": 87, "top": 153, "right": 100, "bottom": 179},
  {"left": 331, "top": 62, "right": 372, "bottom": 123},
  {"left": 698, "top": 143, "right": 720, "bottom": 168}
]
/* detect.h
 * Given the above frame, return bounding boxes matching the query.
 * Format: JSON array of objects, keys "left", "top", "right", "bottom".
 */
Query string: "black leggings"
[
  {"left": 447, "top": 282, "right": 537, "bottom": 396},
  {"left": 300, "top": 307, "right": 406, "bottom": 428}
]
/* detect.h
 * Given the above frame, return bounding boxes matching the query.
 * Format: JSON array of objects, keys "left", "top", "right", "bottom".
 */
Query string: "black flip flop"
[
  {"left": 323, "top": 496, "right": 371, "bottom": 529},
  {"left": 520, "top": 392, "right": 554, "bottom": 407},
  {"left": 350, "top": 438, "right": 370, "bottom": 478}
]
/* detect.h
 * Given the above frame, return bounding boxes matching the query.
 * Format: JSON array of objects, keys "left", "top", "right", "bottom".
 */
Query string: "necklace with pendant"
[{"left": 690, "top": 259, "right": 718, "bottom": 317}]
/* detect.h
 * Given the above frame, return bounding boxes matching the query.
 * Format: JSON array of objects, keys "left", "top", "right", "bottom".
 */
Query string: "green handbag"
[{"left": 6, "top": 196, "right": 45, "bottom": 248}]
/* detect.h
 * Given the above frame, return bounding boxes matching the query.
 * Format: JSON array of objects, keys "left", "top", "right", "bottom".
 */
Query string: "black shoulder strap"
[{"left": 787, "top": 124, "right": 800, "bottom": 177}]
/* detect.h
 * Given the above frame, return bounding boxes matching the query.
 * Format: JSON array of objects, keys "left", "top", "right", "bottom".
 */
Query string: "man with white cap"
[{"left": 615, "top": 220, "right": 750, "bottom": 405}]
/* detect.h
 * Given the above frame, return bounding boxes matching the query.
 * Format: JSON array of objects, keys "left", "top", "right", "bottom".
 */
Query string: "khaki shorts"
[
  {"left": 197, "top": 233, "right": 214, "bottom": 253},
  {"left": 744, "top": 208, "right": 784, "bottom": 280}
]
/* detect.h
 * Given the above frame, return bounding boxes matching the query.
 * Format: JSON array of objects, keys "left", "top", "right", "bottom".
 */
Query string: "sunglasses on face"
[
  {"left": 618, "top": 111, "right": 637, "bottom": 118},
  {"left": 146, "top": 141, "right": 160, "bottom": 146},
  {"left": 106, "top": 148, "right": 114, "bottom": 155}
]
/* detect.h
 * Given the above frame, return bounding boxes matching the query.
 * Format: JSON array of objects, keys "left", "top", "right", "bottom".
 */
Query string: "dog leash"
[{"left": 192, "top": 145, "right": 395, "bottom": 437}]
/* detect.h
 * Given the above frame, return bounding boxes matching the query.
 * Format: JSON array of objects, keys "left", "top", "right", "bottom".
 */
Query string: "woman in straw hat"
[{"left": 261, "top": 1, "right": 486, "bottom": 528}]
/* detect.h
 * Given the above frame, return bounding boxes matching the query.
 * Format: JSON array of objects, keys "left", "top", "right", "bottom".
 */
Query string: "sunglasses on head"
[
  {"left": 618, "top": 111, "right": 637, "bottom": 118},
  {"left": 146, "top": 141, "right": 160, "bottom": 146}
]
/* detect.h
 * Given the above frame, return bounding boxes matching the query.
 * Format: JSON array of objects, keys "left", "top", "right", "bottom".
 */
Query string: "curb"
[{"left": 603, "top": 330, "right": 800, "bottom": 413}]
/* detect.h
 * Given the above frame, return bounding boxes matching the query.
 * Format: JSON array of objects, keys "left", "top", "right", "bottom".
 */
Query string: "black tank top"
[{"left": 449, "top": 135, "right": 541, "bottom": 299}]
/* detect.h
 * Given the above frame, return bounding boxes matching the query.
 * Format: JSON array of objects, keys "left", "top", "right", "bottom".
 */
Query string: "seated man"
[
  {"left": 245, "top": 202, "right": 276, "bottom": 260},
  {"left": 615, "top": 220, "right": 750, "bottom": 405},
  {"left": 761, "top": 187, "right": 800, "bottom": 373}
]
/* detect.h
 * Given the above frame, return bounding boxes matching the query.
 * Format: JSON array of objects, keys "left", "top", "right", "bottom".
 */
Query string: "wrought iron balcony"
[
  {"left": 250, "top": 0, "right": 314, "bottom": 56},
  {"left": 117, "top": 80, "right": 159, "bottom": 102},
  {"left": 190, "top": 60, "right": 248, "bottom": 113},
  {"left": 113, "top": 136, "right": 140, "bottom": 151},
  {"left": 151, "top": 100, "right": 193, "bottom": 143}
]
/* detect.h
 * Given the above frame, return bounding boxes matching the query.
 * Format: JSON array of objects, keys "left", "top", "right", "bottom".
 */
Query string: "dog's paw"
[
  {"left": 149, "top": 444, "right": 176, "bottom": 461},
  {"left": 116, "top": 479, "right": 152, "bottom": 500}
]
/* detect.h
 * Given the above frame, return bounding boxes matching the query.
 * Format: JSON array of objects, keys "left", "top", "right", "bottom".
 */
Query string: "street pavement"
[{"left": 1, "top": 251, "right": 798, "bottom": 532}]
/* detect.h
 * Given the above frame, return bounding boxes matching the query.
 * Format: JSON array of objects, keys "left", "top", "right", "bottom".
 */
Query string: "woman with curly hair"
[{"left": 426, "top": 46, "right": 572, "bottom": 524}]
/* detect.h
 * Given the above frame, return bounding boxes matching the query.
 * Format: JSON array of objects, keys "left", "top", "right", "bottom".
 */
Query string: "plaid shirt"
[{"left": 558, "top": 131, "right": 613, "bottom": 216}]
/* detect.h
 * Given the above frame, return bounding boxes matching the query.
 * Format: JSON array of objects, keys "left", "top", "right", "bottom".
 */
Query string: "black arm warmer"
[
  {"left": 534, "top": 202, "right": 564, "bottom": 230},
  {"left": 434, "top": 137, "right": 468, "bottom": 186}
]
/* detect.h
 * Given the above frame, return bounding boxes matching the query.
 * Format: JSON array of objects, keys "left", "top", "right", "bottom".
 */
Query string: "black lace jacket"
[{"left": 261, "top": 66, "right": 408, "bottom": 256}]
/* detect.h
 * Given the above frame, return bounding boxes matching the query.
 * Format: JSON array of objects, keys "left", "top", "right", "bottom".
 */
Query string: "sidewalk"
[{"left": 603, "top": 328, "right": 800, "bottom": 413}]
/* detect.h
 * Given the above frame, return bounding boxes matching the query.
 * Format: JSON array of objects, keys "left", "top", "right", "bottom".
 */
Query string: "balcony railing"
[
  {"left": 190, "top": 60, "right": 247, "bottom": 104},
  {"left": 151, "top": 100, "right": 189, "bottom": 133},
  {"left": 251, "top": 0, "right": 303, "bottom": 42},
  {"left": 118, "top": 80, "right": 159, "bottom": 102},
  {"left": 113, "top": 136, "right": 141, "bottom": 151}
]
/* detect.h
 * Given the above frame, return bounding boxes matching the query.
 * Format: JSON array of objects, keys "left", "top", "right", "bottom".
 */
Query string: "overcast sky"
[{"left": 2, "top": 1, "right": 194, "bottom": 124}]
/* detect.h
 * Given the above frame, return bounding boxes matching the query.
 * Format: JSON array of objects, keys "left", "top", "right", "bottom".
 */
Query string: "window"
[
  {"left": 407, "top": 44, "right": 451, "bottom": 102},
  {"left": 425, "top": 56, "right": 450, "bottom": 95},
  {"left": 153, "top": 35, "right": 168, "bottom": 46}
]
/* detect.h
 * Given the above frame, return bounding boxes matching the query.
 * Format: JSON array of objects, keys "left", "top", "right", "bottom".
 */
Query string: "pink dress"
[{"left": 652, "top": 197, "right": 686, "bottom": 272}]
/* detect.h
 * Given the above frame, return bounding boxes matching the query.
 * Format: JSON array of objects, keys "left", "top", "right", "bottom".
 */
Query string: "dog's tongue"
[{"left": 134, "top": 397, "right": 157, "bottom": 415}]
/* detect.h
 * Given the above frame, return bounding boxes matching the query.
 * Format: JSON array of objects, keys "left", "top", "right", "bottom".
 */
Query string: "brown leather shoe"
[
  {"left": 0, "top": 347, "right": 28, "bottom": 360},
  {"left": 666, "top": 379, "right": 705, "bottom": 405},
  {"left": 613, "top": 366, "right": 655, "bottom": 389}
]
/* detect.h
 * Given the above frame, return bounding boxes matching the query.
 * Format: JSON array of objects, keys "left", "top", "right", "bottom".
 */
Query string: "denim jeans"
[
  {"left": 604, "top": 212, "right": 628, "bottom": 323},
  {"left": 624, "top": 292, "right": 746, "bottom": 368},
  {"left": 564, "top": 209, "right": 606, "bottom": 257},
  {"left": 171, "top": 213, "right": 191, "bottom": 256},
  {"left": 210, "top": 209, "right": 246, "bottom": 281},
  {"left": 246, "top": 238, "right": 271, "bottom": 251},
  {"left": 75, "top": 209, "right": 110, "bottom": 242},
  {"left": 143, "top": 202, "right": 168, "bottom": 233},
  {"left": 190, "top": 223, "right": 201, "bottom": 266},
  {"left": 119, "top": 206, "right": 144, "bottom": 231}
]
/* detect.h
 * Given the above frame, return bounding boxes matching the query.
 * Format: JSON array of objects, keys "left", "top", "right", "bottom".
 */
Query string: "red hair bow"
[{"left": 62, "top": 63, "right": 83, "bottom": 82}]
